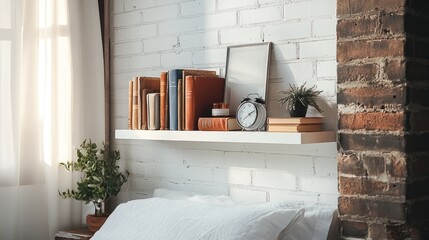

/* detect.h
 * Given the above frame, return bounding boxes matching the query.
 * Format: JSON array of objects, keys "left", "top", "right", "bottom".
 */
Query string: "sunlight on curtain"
[{"left": 0, "top": 0, "right": 104, "bottom": 239}]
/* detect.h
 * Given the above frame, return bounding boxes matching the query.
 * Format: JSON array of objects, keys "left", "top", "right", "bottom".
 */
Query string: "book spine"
[
  {"left": 128, "top": 80, "right": 133, "bottom": 129},
  {"left": 177, "top": 79, "right": 183, "bottom": 130},
  {"left": 198, "top": 118, "right": 228, "bottom": 131},
  {"left": 147, "top": 93, "right": 160, "bottom": 130},
  {"left": 132, "top": 77, "right": 138, "bottom": 130},
  {"left": 184, "top": 76, "right": 195, "bottom": 130},
  {"left": 160, "top": 72, "right": 167, "bottom": 130},
  {"left": 137, "top": 77, "right": 142, "bottom": 129},
  {"left": 168, "top": 70, "right": 181, "bottom": 130}
]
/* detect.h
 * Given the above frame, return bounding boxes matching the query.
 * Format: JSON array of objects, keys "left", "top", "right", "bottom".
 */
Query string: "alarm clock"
[{"left": 236, "top": 94, "right": 267, "bottom": 131}]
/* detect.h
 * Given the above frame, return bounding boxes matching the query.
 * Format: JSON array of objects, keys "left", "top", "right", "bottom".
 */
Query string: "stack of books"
[{"left": 267, "top": 117, "right": 323, "bottom": 132}]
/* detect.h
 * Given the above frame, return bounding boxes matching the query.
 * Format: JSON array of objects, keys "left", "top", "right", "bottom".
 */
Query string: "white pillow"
[
  {"left": 153, "top": 188, "right": 337, "bottom": 240},
  {"left": 92, "top": 198, "right": 304, "bottom": 240}
]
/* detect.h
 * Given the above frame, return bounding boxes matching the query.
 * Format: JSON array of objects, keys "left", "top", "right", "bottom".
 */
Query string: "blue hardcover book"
[{"left": 168, "top": 69, "right": 182, "bottom": 130}]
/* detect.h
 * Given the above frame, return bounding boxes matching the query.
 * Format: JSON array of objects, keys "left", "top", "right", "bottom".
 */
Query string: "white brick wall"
[{"left": 110, "top": 0, "right": 338, "bottom": 206}]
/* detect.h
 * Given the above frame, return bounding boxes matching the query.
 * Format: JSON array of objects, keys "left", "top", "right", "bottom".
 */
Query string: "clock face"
[{"left": 237, "top": 102, "right": 257, "bottom": 128}]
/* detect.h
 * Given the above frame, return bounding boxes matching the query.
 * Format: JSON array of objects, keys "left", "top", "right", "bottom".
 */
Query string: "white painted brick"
[
  {"left": 183, "top": 149, "right": 222, "bottom": 167},
  {"left": 189, "top": 183, "right": 229, "bottom": 196},
  {"left": 132, "top": 178, "right": 191, "bottom": 191},
  {"left": 301, "top": 176, "right": 338, "bottom": 194},
  {"left": 142, "top": 4, "right": 179, "bottom": 23},
  {"left": 213, "top": 168, "right": 252, "bottom": 185},
  {"left": 316, "top": 80, "right": 336, "bottom": 97},
  {"left": 196, "top": 12, "right": 237, "bottom": 30},
  {"left": 313, "top": 17, "right": 336, "bottom": 37},
  {"left": 157, "top": 0, "right": 181, "bottom": 5},
  {"left": 264, "top": 21, "right": 311, "bottom": 41},
  {"left": 192, "top": 48, "right": 226, "bottom": 65},
  {"left": 159, "top": 18, "right": 198, "bottom": 35},
  {"left": 181, "top": 167, "right": 213, "bottom": 182},
  {"left": 180, "top": 31, "right": 219, "bottom": 49},
  {"left": 113, "top": 58, "right": 129, "bottom": 72},
  {"left": 130, "top": 54, "right": 160, "bottom": 69},
  {"left": 146, "top": 163, "right": 180, "bottom": 178},
  {"left": 284, "top": 0, "right": 336, "bottom": 21},
  {"left": 240, "top": 6, "right": 283, "bottom": 25},
  {"left": 220, "top": 27, "right": 262, "bottom": 45},
  {"left": 229, "top": 187, "right": 267, "bottom": 202},
  {"left": 300, "top": 40, "right": 336, "bottom": 58},
  {"left": 114, "top": 24, "right": 157, "bottom": 42},
  {"left": 270, "top": 62, "right": 314, "bottom": 82},
  {"left": 124, "top": 0, "right": 156, "bottom": 11},
  {"left": 271, "top": 43, "right": 297, "bottom": 62},
  {"left": 113, "top": 41, "right": 142, "bottom": 56},
  {"left": 265, "top": 154, "right": 315, "bottom": 175},
  {"left": 220, "top": 152, "right": 265, "bottom": 169},
  {"left": 160, "top": 51, "right": 192, "bottom": 67},
  {"left": 112, "top": 72, "right": 133, "bottom": 89},
  {"left": 144, "top": 36, "right": 178, "bottom": 52},
  {"left": 112, "top": 0, "right": 124, "bottom": 13},
  {"left": 181, "top": 0, "right": 216, "bottom": 16},
  {"left": 317, "top": 60, "right": 337, "bottom": 78},
  {"left": 314, "top": 156, "right": 337, "bottom": 177},
  {"left": 253, "top": 170, "right": 297, "bottom": 190},
  {"left": 113, "top": 11, "right": 141, "bottom": 28},
  {"left": 218, "top": 0, "right": 257, "bottom": 10},
  {"left": 126, "top": 161, "right": 147, "bottom": 175},
  {"left": 112, "top": 87, "right": 128, "bottom": 102},
  {"left": 269, "top": 190, "right": 319, "bottom": 202}
]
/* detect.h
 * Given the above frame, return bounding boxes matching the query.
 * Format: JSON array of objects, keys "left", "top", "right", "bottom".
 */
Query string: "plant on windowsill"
[
  {"left": 277, "top": 83, "right": 323, "bottom": 117},
  {"left": 59, "top": 139, "right": 128, "bottom": 232}
]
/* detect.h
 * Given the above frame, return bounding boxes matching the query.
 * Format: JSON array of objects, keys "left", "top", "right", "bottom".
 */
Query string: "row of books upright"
[{"left": 128, "top": 69, "right": 228, "bottom": 131}]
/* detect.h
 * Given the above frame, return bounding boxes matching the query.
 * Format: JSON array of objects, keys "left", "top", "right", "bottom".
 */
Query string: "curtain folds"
[{"left": 0, "top": 0, "right": 105, "bottom": 239}]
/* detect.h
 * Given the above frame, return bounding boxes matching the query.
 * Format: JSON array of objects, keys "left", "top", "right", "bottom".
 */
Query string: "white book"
[{"left": 147, "top": 93, "right": 160, "bottom": 130}]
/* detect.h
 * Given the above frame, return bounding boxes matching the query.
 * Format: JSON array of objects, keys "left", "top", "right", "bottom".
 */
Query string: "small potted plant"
[
  {"left": 277, "top": 83, "right": 323, "bottom": 117},
  {"left": 59, "top": 139, "right": 128, "bottom": 232}
]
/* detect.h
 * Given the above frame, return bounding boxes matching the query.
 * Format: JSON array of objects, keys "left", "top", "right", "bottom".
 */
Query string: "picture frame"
[{"left": 224, "top": 42, "right": 272, "bottom": 116}]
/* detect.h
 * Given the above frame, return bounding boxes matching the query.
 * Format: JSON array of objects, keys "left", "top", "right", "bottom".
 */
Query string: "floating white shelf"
[{"left": 115, "top": 129, "right": 336, "bottom": 144}]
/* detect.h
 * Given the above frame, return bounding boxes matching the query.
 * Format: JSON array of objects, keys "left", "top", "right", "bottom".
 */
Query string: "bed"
[{"left": 91, "top": 189, "right": 339, "bottom": 240}]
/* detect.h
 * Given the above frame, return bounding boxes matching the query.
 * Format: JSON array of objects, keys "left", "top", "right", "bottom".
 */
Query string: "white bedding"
[
  {"left": 153, "top": 188, "right": 338, "bottom": 240},
  {"left": 92, "top": 197, "right": 304, "bottom": 240}
]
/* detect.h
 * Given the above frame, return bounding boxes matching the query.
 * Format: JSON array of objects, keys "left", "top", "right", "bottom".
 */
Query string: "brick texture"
[{"left": 337, "top": 0, "right": 429, "bottom": 238}]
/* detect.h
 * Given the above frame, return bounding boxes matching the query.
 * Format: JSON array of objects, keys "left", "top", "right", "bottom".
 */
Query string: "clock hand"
[{"left": 243, "top": 110, "right": 256, "bottom": 120}]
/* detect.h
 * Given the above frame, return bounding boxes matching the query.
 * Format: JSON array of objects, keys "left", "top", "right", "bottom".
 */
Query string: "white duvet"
[{"left": 91, "top": 198, "right": 304, "bottom": 240}]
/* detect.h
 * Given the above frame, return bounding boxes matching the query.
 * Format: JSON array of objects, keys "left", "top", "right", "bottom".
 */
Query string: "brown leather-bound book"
[
  {"left": 139, "top": 77, "right": 160, "bottom": 129},
  {"left": 132, "top": 77, "right": 139, "bottom": 130},
  {"left": 160, "top": 72, "right": 167, "bottom": 130},
  {"left": 198, "top": 117, "right": 241, "bottom": 131},
  {"left": 128, "top": 80, "right": 133, "bottom": 129},
  {"left": 267, "top": 123, "right": 322, "bottom": 132},
  {"left": 185, "top": 76, "right": 225, "bottom": 131},
  {"left": 141, "top": 89, "right": 155, "bottom": 130}
]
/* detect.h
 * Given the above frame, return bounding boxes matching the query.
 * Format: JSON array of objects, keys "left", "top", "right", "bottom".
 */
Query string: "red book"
[
  {"left": 185, "top": 76, "right": 225, "bottom": 131},
  {"left": 160, "top": 72, "right": 167, "bottom": 130},
  {"left": 198, "top": 117, "right": 241, "bottom": 131}
]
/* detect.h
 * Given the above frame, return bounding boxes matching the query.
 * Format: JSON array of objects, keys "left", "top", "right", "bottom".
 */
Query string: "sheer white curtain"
[{"left": 0, "top": 0, "right": 105, "bottom": 239}]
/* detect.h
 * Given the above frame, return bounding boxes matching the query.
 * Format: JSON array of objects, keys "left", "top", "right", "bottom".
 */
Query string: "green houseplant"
[
  {"left": 277, "top": 83, "right": 323, "bottom": 117},
  {"left": 59, "top": 139, "right": 128, "bottom": 231}
]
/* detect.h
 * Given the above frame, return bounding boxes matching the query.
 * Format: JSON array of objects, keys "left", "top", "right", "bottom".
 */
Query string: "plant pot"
[
  {"left": 86, "top": 214, "right": 108, "bottom": 232},
  {"left": 289, "top": 102, "right": 308, "bottom": 117}
]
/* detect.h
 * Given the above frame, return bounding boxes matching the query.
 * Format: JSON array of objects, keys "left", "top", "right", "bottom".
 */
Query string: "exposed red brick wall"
[{"left": 337, "top": 0, "right": 429, "bottom": 238}]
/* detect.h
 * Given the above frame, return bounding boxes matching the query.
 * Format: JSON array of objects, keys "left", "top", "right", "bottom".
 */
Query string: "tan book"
[
  {"left": 128, "top": 80, "right": 133, "bottom": 129},
  {"left": 132, "top": 77, "right": 139, "bottom": 130},
  {"left": 147, "top": 93, "right": 160, "bottom": 130},
  {"left": 267, "top": 117, "right": 323, "bottom": 125},
  {"left": 141, "top": 89, "right": 155, "bottom": 130},
  {"left": 198, "top": 117, "right": 241, "bottom": 131},
  {"left": 160, "top": 72, "right": 167, "bottom": 130},
  {"left": 267, "top": 123, "right": 322, "bottom": 132}
]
